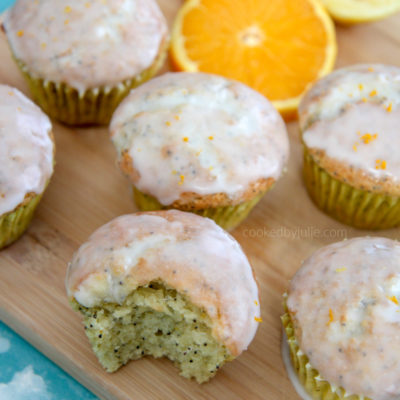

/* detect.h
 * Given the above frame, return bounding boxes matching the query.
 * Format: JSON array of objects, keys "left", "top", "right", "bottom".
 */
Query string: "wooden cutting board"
[{"left": 0, "top": 2, "right": 399, "bottom": 399}]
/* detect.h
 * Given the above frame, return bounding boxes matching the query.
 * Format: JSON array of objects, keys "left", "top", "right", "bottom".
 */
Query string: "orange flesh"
[{"left": 180, "top": 0, "right": 331, "bottom": 101}]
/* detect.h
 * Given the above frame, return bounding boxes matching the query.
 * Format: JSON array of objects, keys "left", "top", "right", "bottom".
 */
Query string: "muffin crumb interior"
[{"left": 71, "top": 281, "right": 232, "bottom": 383}]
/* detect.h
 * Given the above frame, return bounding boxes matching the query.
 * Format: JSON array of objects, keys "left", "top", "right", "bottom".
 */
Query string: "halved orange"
[{"left": 170, "top": 0, "right": 337, "bottom": 120}]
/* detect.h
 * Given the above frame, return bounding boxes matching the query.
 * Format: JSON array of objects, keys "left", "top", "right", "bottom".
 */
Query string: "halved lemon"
[
  {"left": 170, "top": 0, "right": 337, "bottom": 120},
  {"left": 320, "top": 0, "right": 400, "bottom": 24}
]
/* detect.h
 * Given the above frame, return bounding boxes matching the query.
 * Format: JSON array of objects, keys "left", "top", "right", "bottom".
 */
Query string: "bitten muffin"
[
  {"left": 299, "top": 64, "right": 400, "bottom": 229},
  {"left": 66, "top": 210, "right": 261, "bottom": 383},
  {"left": 0, "top": 85, "right": 54, "bottom": 249},
  {"left": 282, "top": 237, "right": 400, "bottom": 400},
  {"left": 110, "top": 72, "right": 289, "bottom": 230},
  {"left": 3, "top": 0, "right": 168, "bottom": 125}
]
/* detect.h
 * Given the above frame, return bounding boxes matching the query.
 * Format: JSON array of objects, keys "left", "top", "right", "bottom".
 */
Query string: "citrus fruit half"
[
  {"left": 320, "top": 0, "right": 400, "bottom": 24},
  {"left": 170, "top": 0, "right": 337, "bottom": 120}
]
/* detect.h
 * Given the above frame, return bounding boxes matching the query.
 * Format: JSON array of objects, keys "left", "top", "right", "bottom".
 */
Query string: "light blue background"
[
  {"left": 0, "top": 0, "right": 14, "bottom": 12},
  {"left": 0, "top": 323, "right": 98, "bottom": 400},
  {"left": 0, "top": 0, "right": 97, "bottom": 398}
]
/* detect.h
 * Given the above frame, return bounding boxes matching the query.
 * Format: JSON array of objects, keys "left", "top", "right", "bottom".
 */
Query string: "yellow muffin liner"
[
  {"left": 13, "top": 45, "right": 167, "bottom": 126},
  {"left": 281, "top": 309, "right": 366, "bottom": 400},
  {"left": 133, "top": 187, "right": 266, "bottom": 231},
  {"left": 303, "top": 148, "right": 400, "bottom": 229},
  {"left": 0, "top": 194, "right": 43, "bottom": 249}
]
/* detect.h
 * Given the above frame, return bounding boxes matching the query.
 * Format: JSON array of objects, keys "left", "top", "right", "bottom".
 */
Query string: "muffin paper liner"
[
  {"left": 303, "top": 148, "right": 400, "bottom": 229},
  {"left": 0, "top": 194, "right": 43, "bottom": 249},
  {"left": 13, "top": 47, "right": 167, "bottom": 126},
  {"left": 281, "top": 309, "right": 367, "bottom": 400},
  {"left": 133, "top": 187, "right": 266, "bottom": 231}
]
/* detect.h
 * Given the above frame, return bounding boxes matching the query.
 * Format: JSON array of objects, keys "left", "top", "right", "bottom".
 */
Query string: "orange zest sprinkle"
[
  {"left": 182, "top": 137, "right": 189, "bottom": 142},
  {"left": 64, "top": 5, "right": 72, "bottom": 13},
  {"left": 327, "top": 309, "right": 334, "bottom": 326},
  {"left": 369, "top": 89, "right": 377, "bottom": 97},
  {"left": 362, "top": 98, "right": 368, "bottom": 103},
  {"left": 368, "top": 67, "right": 374, "bottom": 72},
  {"left": 178, "top": 175, "right": 185, "bottom": 185},
  {"left": 64, "top": 19, "right": 70, "bottom": 25},
  {"left": 17, "top": 30, "right": 24, "bottom": 37},
  {"left": 353, "top": 144, "right": 358, "bottom": 152},
  {"left": 358, "top": 84, "right": 364, "bottom": 91},
  {"left": 335, "top": 267, "right": 347, "bottom": 273},
  {"left": 254, "top": 316, "right": 262, "bottom": 323},
  {"left": 254, "top": 300, "right": 258, "bottom": 306},
  {"left": 195, "top": 150, "right": 202, "bottom": 156},
  {"left": 165, "top": 121, "right": 171, "bottom": 126},
  {"left": 375, "top": 159, "right": 387, "bottom": 170},
  {"left": 174, "top": 115, "right": 180, "bottom": 121},
  {"left": 208, "top": 136, "right": 214, "bottom": 140},
  {"left": 361, "top": 133, "right": 378, "bottom": 144},
  {"left": 387, "top": 103, "right": 393, "bottom": 113},
  {"left": 388, "top": 295, "right": 399, "bottom": 305}
]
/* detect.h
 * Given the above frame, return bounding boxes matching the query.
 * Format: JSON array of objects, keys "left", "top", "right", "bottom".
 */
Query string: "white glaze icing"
[
  {"left": 66, "top": 210, "right": 260, "bottom": 356},
  {"left": 0, "top": 85, "right": 53, "bottom": 215},
  {"left": 4, "top": 0, "right": 168, "bottom": 92},
  {"left": 110, "top": 72, "right": 289, "bottom": 205},
  {"left": 287, "top": 237, "right": 400, "bottom": 400},
  {"left": 300, "top": 64, "right": 400, "bottom": 184}
]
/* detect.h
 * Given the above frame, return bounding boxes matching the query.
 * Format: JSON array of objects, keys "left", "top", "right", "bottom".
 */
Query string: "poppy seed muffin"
[
  {"left": 283, "top": 237, "right": 400, "bottom": 400},
  {"left": 3, "top": 0, "right": 168, "bottom": 125},
  {"left": 110, "top": 72, "right": 289, "bottom": 230},
  {"left": 299, "top": 64, "right": 400, "bottom": 229},
  {"left": 66, "top": 210, "right": 261, "bottom": 383},
  {"left": 0, "top": 84, "right": 54, "bottom": 249}
]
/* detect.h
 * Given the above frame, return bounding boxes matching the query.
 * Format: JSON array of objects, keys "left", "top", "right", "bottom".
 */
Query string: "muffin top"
[
  {"left": 287, "top": 237, "right": 400, "bottom": 400},
  {"left": 299, "top": 64, "right": 400, "bottom": 195},
  {"left": 110, "top": 72, "right": 289, "bottom": 207},
  {"left": 3, "top": 0, "right": 168, "bottom": 92},
  {"left": 0, "top": 85, "right": 53, "bottom": 215},
  {"left": 66, "top": 210, "right": 260, "bottom": 356}
]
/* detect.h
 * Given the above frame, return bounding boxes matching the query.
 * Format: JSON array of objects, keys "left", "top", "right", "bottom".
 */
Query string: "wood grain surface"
[{"left": 0, "top": 2, "right": 399, "bottom": 399}]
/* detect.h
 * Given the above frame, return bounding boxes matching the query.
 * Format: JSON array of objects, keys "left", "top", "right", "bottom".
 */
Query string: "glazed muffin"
[
  {"left": 66, "top": 210, "right": 260, "bottom": 383},
  {"left": 0, "top": 85, "right": 54, "bottom": 249},
  {"left": 282, "top": 237, "right": 400, "bottom": 400},
  {"left": 110, "top": 72, "right": 289, "bottom": 230},
  {"left": 299, "top": 64, "right": 400, "bottom": 229},
  {"left": 3, "top": 0, "right": 168, "bottom": 125}
]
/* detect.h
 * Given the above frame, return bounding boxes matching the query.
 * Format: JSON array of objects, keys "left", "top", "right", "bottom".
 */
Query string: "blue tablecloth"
[
  {"left": 0, "top": 323, "right": 97, "bottom": 400},
  {"left": 0, "top": 0, "right": 13, "bottom": 13}
]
